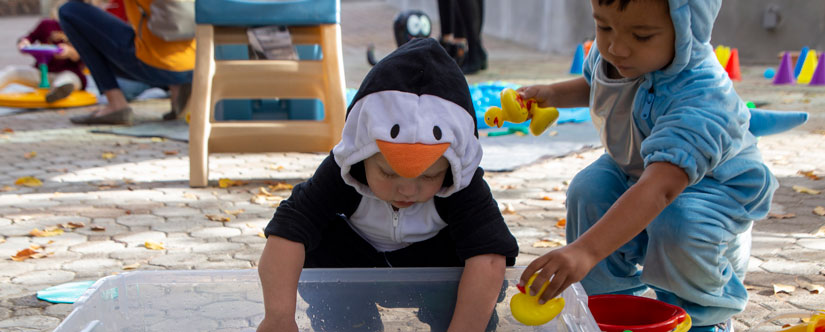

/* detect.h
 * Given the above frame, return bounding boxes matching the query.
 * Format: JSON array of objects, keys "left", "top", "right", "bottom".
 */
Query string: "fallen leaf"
[
  {"left": 555, "top": 218, "right": 567, "bottom": 228},
  {"left": 0, "top": 238, "right": 5, "bottom": 244},
  {"left": 502, "top": 184, "right": 517, "bottom": 190},
  {"left": 11, "top": 248, "right": 39, "bottom": 261},
  {"left": 815, "top": 206, "right": 825, "bottom": 216},
  {"left": 541, "top": 196, "right": 553, "bottom": 201},
  {"left": 222, "top": 209, "right": 244, "bottom": 217},
  {"left": 1, "top": 185, "right": 15, "bottom": 192},
  {"left": 150, "top": 137, "right": 164, "bottom": 142},
  {"left": 206, "top": 214, "right": 231, "bottom": 222},
  {"left": 773, "top": 283, "right": 796, "bottom": 294},
  {"left": 814, "top": 225, "right": 825, "bottom": 237},
  {"left": 90, "top": 225, "right": 106, "bottom": 231},
  {"left": 47, "top": 240, "right": 54, "bottom": 244},
  {"left": 30, "top": 228, "right": 64, "bottom": 237},
  {"left": 799, "top": 281, "right": 824, "bottom": 294},
  {"left": 502, "top": 203, "right": 516, "bottom": 214},
  {"left": 144, "top": 241, "right": 165, "bottom": 250},
  {"left": 268, "top": 164, "right": 286, "bottom": 171},
  {"left": 251, "top": 194, "right": 283, "bottom": 206},
  {"left": 183, "top": 193, "right": 198, "bottom": 199},
  {"left": 101, "top": 152, "right": 116, "bottom": 160},
  {"left": 267, "top": 182, "right": 294, "bottom": 191},
  {"left": 768, "top": 213, "right": 796, "bottom": 219},
  {"left": 532, "top": 239, "right": 564, "bottom": 248},
  {"left": 23, "top": 151, "right": 36, "bottom": 159},
  {"left": 793, "top": 185, "right": 821, "bottom": 195},
  {"left": 798, "top": 170, "right": 823, "bottom": 181},
  {"left": 2, "top": 128, "right": 13, "bottom": 133},
  {"left": 14, "top": 176, "right": 43, "bottom": 187},
  {"left": 122, "top": 263, "right": 141, "bottom": 270},
  {"left": 547, "top": 131, "right": 558, "bottom": 136},
  {"left": 29, "top": 244, "right": 42, "bottom": 250},
  {"left": 162, "top": 150, "right": 178, "bottom": 155},
  {"left": 122, "top": 178, "right": 136, "bottom": 185},
  {"left": 66, "top": 222, "right": 85, "bottom": 229},
  {"left": 218, "top": 178, "right": 247, "bottom": 188},
  {"left": 744, "top": 284, "right": 756, "bottom": 290},
  {"left": 258, "top": 232, "right": 266, "bottom": 238}
]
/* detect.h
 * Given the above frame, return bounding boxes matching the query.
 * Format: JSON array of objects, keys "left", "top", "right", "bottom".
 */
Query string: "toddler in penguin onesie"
[{"left": 257, "top": 38, "right": 518, "bottom": 332}]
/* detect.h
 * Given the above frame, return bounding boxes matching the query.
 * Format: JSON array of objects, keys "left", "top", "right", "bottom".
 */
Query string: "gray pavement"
[{"left": 1, "top": 1, "right": 824, "bottom": 331}]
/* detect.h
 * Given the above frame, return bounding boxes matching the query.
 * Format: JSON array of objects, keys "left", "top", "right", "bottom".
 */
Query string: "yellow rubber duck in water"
[
  {"left": 484, "top": 88, "right": 560, "bottom": 136},
  {"left": 510, "top": 274, "right": 565, "bottom": 326}
]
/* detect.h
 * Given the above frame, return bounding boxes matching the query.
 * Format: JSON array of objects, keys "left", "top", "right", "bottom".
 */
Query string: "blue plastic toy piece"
[
  {"left": 763, "top": 68, "right": 776, "bottom": 79},
  {"left": 748, "top": 108, "right": 809, "bottom": 137},
  {"left": 794, "top": 46, "right": 809, "bottom": 78},
  {"left": 36, "top": 280, "right": 96, "bottom": 304},
  {"left": 569, "top": 43, "right": 585, "bottom": 75}
]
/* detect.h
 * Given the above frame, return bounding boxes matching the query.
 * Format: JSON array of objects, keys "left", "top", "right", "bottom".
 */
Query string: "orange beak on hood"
[{"left": 376, "top": 140, "right": 449, "bottom": 178}]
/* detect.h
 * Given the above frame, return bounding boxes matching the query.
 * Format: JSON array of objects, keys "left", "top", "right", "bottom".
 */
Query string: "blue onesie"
[{"left": 568, "top": 0, "right": 778, "bottom": 326}]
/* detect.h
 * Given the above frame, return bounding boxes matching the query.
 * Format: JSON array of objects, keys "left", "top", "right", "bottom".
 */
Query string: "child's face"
[
  {"left": 591, "top": 0, "right": 675, "bottom": 79},
  {"left": 364, "top": 153, "right": 449, "bottom": 209}
]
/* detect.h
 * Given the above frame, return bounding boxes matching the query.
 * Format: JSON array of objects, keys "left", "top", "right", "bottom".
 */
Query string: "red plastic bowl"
[{"left": 588, "top": 295, "right": 687, "bottom": 332}]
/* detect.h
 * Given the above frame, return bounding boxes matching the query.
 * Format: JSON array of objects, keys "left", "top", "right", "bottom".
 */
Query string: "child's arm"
[
  {"left": 517, "top": 77, "right": 590, "bottom": 108},
  {"left": 447, "top": 254, "right": 506, "bottom": 332},
  {"left": 520, "top": 161, "right": 688, "bottom": 303},
  {"left": 257, "top": 236, "right": 305, "bottom": 332}
]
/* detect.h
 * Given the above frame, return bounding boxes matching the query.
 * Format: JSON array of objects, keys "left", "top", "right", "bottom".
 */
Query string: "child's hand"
[
  {"left": 17, "top": 38, "right": 31, "bottom": 52},
  {"left": 517, "top": 84, "right": 555, "bottom": 108},
  {"left": 517, "top": 244, "right": 597, "bottom": 304},
  {"left": 257, "top": 315, "right": 298, "bottom": 332},
  {"left": 55, "top": 43, "right": 80, "bottom": 61}
]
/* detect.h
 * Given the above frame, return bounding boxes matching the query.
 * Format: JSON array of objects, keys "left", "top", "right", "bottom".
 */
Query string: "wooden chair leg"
[
  {"left": 189, "top": 25, "right": 216, "bottom": 188},
  {"left": 320, "top": 24, "right": 347, "bottom": 148}
]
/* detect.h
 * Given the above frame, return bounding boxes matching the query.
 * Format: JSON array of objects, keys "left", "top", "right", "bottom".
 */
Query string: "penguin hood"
[{"left": 332, "top": 38, "right": 482, "bottom": 198}]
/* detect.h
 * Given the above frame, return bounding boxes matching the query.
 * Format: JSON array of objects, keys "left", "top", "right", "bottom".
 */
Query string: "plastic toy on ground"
[
  {"left": 778, "top": 311, "right": 825, "bottom": 332},
  {"left": 773, "top": 52, "right": 796, "bottom": 85},
  {"left": 809, "top": 53, "right": 825, "bottom": 86},
  {"left": 764, "top": 68, "right": 776, "bottom": 79},
  {"left": 510, "top": 274, "right": 565, "bottom": 326},
  {"left": 588, "top": 294, "right": 692, "bottom": 332},
  {"left": 725, "top": 48, "right": 741, "bottom": 81},
  {"left": 797, "top": 50, "right": 819, "bottom": 85},
  {"left": 0, "top": 45, "right": 97, "bottom": 109},
  {"left": 794, "top": 46, "right": 810, "bottom": 78},
  {"left": 570, "top": 43, "right": 585, "bottom": 75},
  {"left": 484, "top": 88, "right": 560, "bottom": 136}
]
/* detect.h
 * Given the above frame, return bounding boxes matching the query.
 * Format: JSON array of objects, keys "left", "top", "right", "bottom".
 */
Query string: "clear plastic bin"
[{"left": 54, "top": 267, "right": 600, "bottom": 332}]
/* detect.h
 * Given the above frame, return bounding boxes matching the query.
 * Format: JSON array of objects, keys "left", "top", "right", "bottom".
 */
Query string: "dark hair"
[{"left": 598, "top": 0, "right": 665, "bottom": 11}]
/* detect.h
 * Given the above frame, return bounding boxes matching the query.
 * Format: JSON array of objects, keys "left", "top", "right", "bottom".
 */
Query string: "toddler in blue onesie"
[{"left": 515, "top": 0, "right": 778, "bottom": 331}]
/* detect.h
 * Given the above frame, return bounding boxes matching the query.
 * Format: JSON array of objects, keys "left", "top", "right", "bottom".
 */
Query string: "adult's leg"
[
  {"left": 455, "top": 0, "right": 486, "bottom": 74},
  {"left": 58, "top": 1, "right": 133, "bottom": 115},
  {"left": 565, "top": 154, "right": 649, "bottom": 295}
]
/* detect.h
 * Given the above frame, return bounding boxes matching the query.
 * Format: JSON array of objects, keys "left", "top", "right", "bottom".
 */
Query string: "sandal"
[{"left": 70, "top": 107, "right": 134, "bottom": 125}]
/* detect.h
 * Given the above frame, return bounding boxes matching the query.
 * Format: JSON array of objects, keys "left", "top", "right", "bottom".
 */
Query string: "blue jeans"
[
  {"left": 58, "top": 1, "right": 191, "bottom": 93},
  {"left": 566, "top": 154, "right": 774, "bottom": 326}
]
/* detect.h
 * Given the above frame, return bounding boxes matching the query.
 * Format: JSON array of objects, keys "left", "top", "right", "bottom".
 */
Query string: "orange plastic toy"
[{"left": 483, "top": 88, "right": 559, "bottom": 136}]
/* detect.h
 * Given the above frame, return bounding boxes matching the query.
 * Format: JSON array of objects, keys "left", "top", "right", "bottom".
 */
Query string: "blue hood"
[{"left": 661, "top": 0, "right": 720, "bottom": 76}]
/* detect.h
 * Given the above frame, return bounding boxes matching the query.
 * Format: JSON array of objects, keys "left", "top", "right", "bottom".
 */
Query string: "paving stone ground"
[{"left": 1, "top": 1, "right": 824, "bottom": 331}]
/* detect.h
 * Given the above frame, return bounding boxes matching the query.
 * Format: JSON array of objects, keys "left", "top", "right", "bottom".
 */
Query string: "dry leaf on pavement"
[
  {"left": 799, "top": 281, "right": 824, "bottom": 294},
  {"left": 541, "top": 196, "right": 552, "bottom": 201},
  {"left": 14, "top": 176, "right": 43, "bottom": 187},
  {"left": 798, "top": 170, "right": 823, "bottom": 180},
  {"left": 222, "top": 209, "right": 244, "bottom": 217},
  {"left": 268, "top": 164, "right": 285, "bottom": 171},
  {"left": 815, "top": 206, "right": 825, "bottom": 216},
  {"left": 267, "top": 182, "right": 294, "bottom": 191},
  {"left": 23, "top": 151, "right": 36, "bottom": 159},
  {"left": 768, "top": 213, "right": 796, "bottom": 219},
  {"left": 150, "top": 137, "right": 164, "bottom": 142},
  {"left": 144, "top": 241, "right": 165, "bottom": 250},
  {"left": 0, "top": 238, "right": 5, "bottom": 244},
  {"left": 773, "top": 284, "right": 796, "bottom": 294},
  {"left": 90, "top": 225, "right": 106, "bottom": 231},
  {"left": 502, "top": 203, "right": 516, "bottom": 214},
  {"left": 59, "top": 222, "right": 85, "bottom": 229},
  {"left": 792, "top": 185, "right": 821, "bottom": 195},
  {"left": 101, "top": 152, "right": 116, "bottom": 160},
  {"left": 162, "top": 150, "right": 178, "bottom": 155},
  {"left": 122, "top": 263, "right": 141, "bottom": 270},
  {"left": 532, "top": 239, "right": 564, "bottom": 248},
  {"left": 11, "top": 246, "right": 52, "bottom": 261},
  {"left": 1, "top": 185, "right": 15, "bottom": 192},
  {"left": 30, "top": 228, "right": 64, "bottom": 237},
  {"left": 206, "top": 214, "right": 231, "bottom": 222},
  {"left": 555, "top": 218, "right": 567, "bottom": 228},
  {"left": 218, "top": 178, "right": 247, "bottom": 188},
  {"left": 258, "top": 232, "right": 266, "bottom": 238}
]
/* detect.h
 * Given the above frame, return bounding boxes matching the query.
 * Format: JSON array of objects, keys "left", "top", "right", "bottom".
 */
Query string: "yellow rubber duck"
[
  {"left": 509, "top": 274, "right": 565, "bottom": 326},
  {"left": 484, "top": 88, "right": 559, "bottom": 136}
]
